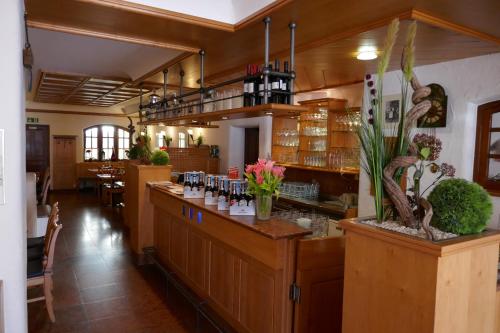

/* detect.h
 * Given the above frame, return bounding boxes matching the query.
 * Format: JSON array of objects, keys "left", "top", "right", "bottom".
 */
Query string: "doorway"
[
  {"left": 26, "top": 124, "right": 50, "bottom": 175},
  {"left": 244, "top": 128, "right": 259, "bottom": 167},
  {"left": 52, "top": 135, "right": 77, "bottom": 190}
]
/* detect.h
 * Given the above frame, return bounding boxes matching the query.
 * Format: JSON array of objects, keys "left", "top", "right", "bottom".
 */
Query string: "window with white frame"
[
  {"left": 178, "top": 132, "right": 187, "bottom": 148},
  {"left": 83, "top": 125, "right": 130, "bottom": 160}
]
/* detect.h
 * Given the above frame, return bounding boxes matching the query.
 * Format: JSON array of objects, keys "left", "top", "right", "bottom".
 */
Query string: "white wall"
[
  {"left": 358, "top": 53, "right": 500, "bottom": 228},
  {"left": 0, "top": 0, "right": 28, "bottom": 332},
  {"left": 213, "top": 117, "right": 273, "bottom": 175}
]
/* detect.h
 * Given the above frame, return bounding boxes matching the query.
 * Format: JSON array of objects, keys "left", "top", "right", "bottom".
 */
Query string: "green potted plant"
[
  {"left": 428, "top": 178, "right": 492, "bottom": 235},
  {"left": 150, "top": 149, "right": 170, "bottom": 166},
  {"left": 126, "top": 134, "right": 152, "bottom": 164},
  {"left": 244, "top": 159, "right": 285, "bottom": 220},
  {"left": 340, "top": 19, "right": 500, "bottom": 333}
]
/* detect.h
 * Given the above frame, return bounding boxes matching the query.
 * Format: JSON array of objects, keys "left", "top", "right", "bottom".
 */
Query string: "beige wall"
[{"left": 27, "top": 112, "right": 138, "bottom": 187}]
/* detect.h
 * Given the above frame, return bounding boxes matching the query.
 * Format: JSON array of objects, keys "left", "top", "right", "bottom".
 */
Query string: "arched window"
[
  {"left": 83, "top": 125, "right": 130, "bottom": 161},
  {"left": 178, "top": 132, "right": 187, "bottom": 148}
]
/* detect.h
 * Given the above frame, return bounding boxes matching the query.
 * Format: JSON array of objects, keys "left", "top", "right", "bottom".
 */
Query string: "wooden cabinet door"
[
  {"left": 154, "top": 209, "right": 171, "bottom": 265},
  {"left": 186, "top": 229, "right": 208, "bottom": 292},
  {"left": 53, "top": 136, "right": 76, "bottom": 189},
  {"left": 208, "top": 241, "right": 240, "bottom": 317},
  {"left": 169, "top": 216, "right": 188, "bottom": 274},
  {"left": 293, "top": 237, "right": 345, "bottom": 333},
  {"left": 239, "top": 260, "right": 276, "bottom": 333}
]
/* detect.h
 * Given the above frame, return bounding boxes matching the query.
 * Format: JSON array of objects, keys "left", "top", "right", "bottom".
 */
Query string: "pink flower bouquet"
[{"left": 244, "top": 159, "right": 285, "bottom": 197}]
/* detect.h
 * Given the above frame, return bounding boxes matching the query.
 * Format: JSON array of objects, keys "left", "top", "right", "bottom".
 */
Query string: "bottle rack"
[{"left": 138, "top": 17, "right": 302, "bottom": 127}]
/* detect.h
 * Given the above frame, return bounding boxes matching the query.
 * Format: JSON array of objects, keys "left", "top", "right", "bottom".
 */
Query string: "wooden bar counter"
[{"left": 150, "top": 186, "right": 311, "bottom": 333}]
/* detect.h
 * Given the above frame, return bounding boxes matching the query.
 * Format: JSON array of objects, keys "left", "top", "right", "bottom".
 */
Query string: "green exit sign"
[{"left": 27, "top": 117, "right": 39, "bottom": 123}]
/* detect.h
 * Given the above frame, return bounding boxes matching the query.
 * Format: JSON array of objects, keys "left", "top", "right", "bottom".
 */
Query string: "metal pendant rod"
[
  {"left": 289, "top": 22, "right": 296, "bottom": 105},
  {"left": 138, "top": 84, "right": 144, "bottom": 123},
  {"left": 179, "top": 69, "right": 185, "bottom": 102},
  {"left": 263, "top": 17, "right": 271, "bottom": 104},
  {"left": 162, "top": 69, "right": 168, "bottom": 99},
  {"left": 199, "top": 49, "right": 205, "bottom": 113}
]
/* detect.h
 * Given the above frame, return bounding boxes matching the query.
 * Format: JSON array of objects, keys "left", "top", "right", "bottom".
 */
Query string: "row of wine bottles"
[{"left": 243, "top": 59, "right": 291, "bottom": 107}]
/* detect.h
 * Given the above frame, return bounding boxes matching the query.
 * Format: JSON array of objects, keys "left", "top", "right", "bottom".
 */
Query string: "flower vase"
[{"left": 255, "top": 194, "right": 272, "bottom": 220}]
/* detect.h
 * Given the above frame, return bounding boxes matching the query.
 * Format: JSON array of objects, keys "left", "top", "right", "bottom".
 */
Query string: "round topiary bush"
[
  {"left": 428, "top": 178, "right": 492, "bottom": 235},
  {"left": 150, "top": 150, "right": 170, "bottom": 166}
]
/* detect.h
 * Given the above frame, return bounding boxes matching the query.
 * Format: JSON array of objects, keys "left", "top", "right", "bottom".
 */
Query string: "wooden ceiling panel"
[{"left": 34, "top": 70, "right": 155, "bottom": 107}]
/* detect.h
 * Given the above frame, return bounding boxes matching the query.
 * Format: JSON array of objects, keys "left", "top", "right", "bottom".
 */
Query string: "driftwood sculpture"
[{"left": 382, "top": 50, "right": 436, "bottom": 239}]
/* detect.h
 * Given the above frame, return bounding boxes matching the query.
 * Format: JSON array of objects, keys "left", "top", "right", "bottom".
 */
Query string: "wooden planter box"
[
  {"left": 339, "top": 218, "right": 500, "bottom": 333},
  {"left": 123, "top": 164, "right": 172, "bottom": 255}
]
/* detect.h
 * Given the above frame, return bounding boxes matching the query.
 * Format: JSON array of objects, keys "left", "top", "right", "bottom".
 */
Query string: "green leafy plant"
[
  {"left": 163, "top": 134, "right": 172, "bottom": 147},
  {"left": 150, "top": 150, "right": 170, "bottom": 165},
  {"left": 126, "top": 134, "right": 152, "bottom": 163},
  {"left": 196, "top": 135, "right": 203, "bottom": 147},
  {"left": 428, "top": 178, "right": 492, "bottom": 235}
]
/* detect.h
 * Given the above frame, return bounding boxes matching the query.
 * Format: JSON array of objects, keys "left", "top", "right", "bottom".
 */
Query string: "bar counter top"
[{"left": 150, "top": 185, "right": 311, "bottom": 240}]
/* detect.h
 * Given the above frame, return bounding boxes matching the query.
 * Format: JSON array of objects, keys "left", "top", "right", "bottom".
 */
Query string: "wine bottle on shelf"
[
  {"left": 248, "top": 64, "right": 256, "bottom": 107},
  {"left": 271, "top": 59, "right": 282, "bottom": 104},
  {"left": 267, "top": 63, "right": 273, "bottom": 103},
  {"left": 257, "top": 65, "right": 264, "bottom": 105},
  {"left": 243, "top": 65, "right": 250, "bottom": 107},
  {"left": 282, "top": 61, "right": 290, "bottom": 104}
]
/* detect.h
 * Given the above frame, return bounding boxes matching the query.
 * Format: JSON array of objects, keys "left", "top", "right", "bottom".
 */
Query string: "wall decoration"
[
  {"left": 382, "top": 94, "right": 401, "bottom": 126},
  {"left": 417, "top": 83, "right": 447, "bottom": 128},
  {"left": 0, "top": 129, "right": 4, "bottom": 205}
]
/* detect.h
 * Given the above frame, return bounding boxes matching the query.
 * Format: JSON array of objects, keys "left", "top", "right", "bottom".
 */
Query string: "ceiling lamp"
[{"left": 356, "top": 46, "right": 378, "bottom": 61}]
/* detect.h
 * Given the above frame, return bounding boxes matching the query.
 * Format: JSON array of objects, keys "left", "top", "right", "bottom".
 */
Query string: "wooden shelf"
[
  {"left": 276, "top": 162, "right": 359, "bottom": 175},
  {"left": 138, "top": 103, "right": 308, "bottom": 126}
]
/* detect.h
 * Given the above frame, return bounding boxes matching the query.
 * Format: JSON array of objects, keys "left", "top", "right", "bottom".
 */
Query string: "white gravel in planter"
[{"left": 360, "top": 220, "right": 458, "bottom": 241}]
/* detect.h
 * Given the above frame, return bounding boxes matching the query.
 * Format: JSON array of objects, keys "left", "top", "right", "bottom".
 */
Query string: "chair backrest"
[
  {"left": 40, "top": 167, "right": 50, "bottom": 192},
  {"left": 43, "top": 204, "right": 62, "bottom": 274},
  {"left": 40, "top": 176, "right": 51, "bottom": 206},
  {"left": 43, "top": 202, "right": 59, "bottom": 258}
]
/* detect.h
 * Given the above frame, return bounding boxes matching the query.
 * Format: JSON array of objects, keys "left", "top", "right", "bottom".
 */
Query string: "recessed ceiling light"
[
  {"left": 356, "top": 46, "right": 378, "bottom": 61},
  {"left": 265, "top": 112, "right": 273, "bottom": 115},
  {"left": 221, "top": 116, "right": 228, "bottom": 120},
  {"left": 192, "top": 120, "right": 198, "bottom": 123}
]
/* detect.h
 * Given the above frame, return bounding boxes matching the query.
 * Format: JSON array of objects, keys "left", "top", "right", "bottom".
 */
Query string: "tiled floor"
[{"left": 28, "top": 190, "right": 190, "bottom": 333}]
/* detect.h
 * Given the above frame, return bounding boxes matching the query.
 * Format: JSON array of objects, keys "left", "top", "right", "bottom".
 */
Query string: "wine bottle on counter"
[
  {"left": 230, "top": 182, "right": 239, "bottom": 206},
  {"left": 271, "top": 59, "right": 282, "bottom": 104},
  {"left": 204, "top": 174, "right": 213, "bottom": 196},
  {"left": 184, "top": 172, "right": 191, "bottom": 192},
  {"left": 282, "top": 61, "right": 290, "bottom": 104},
  {"left": 197, "top": 172, "right": 205, "bottom": 193}
]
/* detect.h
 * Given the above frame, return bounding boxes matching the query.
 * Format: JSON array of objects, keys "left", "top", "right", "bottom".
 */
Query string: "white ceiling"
[
  {"left": 29, "top": 27, "right": 183, "bottom": 82},
  {"left": 123, "top": 0, "right": 276, "bottom": 24}
]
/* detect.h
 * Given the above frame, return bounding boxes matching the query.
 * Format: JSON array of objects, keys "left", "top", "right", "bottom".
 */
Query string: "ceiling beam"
[
  {"left": 88, "top": 81, "right": 129, "bottom": 105},
  {"left": 27, "top": 20, "right": 201, "bottom": 53},
  {"left": 60, "top": 77, "right": 91, "bottom": 103},
  {"left": 130, "top": 51, "right": 194, "bottom": 86},
  {"left": 79, "top": 0, "right": 234, "bottom": 32},
  {"left": 411, "top": 9, "right": 500, "bottom": 45}
]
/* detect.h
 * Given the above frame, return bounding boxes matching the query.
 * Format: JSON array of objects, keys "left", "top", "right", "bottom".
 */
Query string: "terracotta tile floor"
[{"left": 28, "top": 190, "right": 190, "bottom": 333}]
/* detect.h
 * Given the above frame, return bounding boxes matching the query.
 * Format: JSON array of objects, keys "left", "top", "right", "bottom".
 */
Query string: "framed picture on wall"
[
  {"left": 382, "top": 94, "right": 402, "bottom": 127},
  {"left": 417, "top": 83, "right": 448, "bottom": 128}
]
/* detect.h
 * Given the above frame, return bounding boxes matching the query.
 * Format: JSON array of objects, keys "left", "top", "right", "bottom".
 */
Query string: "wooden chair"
[
  {"left": 27, "top": 203, "right": 62, "bottom": 322},
  {"left": 27, "top": 202, "right": 59, "bottom": 260},
  {"left": 101, "top": 168, "right": 125, "bottom": 206}
]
